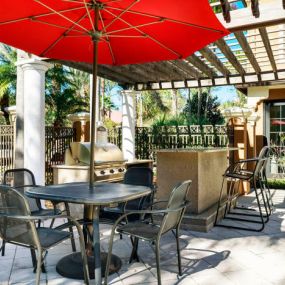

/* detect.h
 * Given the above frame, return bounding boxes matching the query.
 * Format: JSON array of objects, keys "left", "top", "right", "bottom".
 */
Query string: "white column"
[
  {"left": 121, "top": 90, "right": 140, "bottom": 161},
  {"left": 16, "top": 59, "right": 49, "bottom": 185}
]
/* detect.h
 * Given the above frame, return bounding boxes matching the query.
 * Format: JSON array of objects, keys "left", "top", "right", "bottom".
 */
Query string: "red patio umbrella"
[
  {"left": 0, "top": 1, "right": 228, "bottom": 283},
  {"left": 0, "top": 0, "right": 228, "bottom": 184}
]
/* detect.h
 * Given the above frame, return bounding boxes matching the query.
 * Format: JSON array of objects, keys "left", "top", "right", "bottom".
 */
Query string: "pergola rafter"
[
  {"left": 215, "top": 38, "right": 246, "bottom": 75},
  {"left": 258, "top": 27, "right": 277, "bottom": 74},
  {"left": 234, "top": 31, "right": 261, "bottom": 75},
  {"left": 58, "top": 0, "right": 285, "bottom": 90}
]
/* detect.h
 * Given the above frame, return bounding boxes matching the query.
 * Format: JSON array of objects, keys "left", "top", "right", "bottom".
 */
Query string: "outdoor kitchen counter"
[{"left": 156, "top": 147, "right": 236, "bottom": 215}]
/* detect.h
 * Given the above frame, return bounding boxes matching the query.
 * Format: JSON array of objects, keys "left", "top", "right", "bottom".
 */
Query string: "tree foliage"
[
  {"left": 140, "top": 90, "right": 170, "bottom": 124},
  {"left": 45, "top": 64, "right": 88, "bottom": 126},
  {"left": 0, "top": 45, "right": 17, "bottom": 124},
  {"left": 183, "top": 88, "right": 224, "bottom": 125}
]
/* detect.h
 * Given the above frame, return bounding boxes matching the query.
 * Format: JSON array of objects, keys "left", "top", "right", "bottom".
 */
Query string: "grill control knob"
[
  {"left": 109, "top": 169, "right": 115, "bottom": 174},
  {"left": 118, "top": 168, "right": 124, "bottom": 172},
  {"left": 100, "top": 170, "right": 105, "bottom": 175}
]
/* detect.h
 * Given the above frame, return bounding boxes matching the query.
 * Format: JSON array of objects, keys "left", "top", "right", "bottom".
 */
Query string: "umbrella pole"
[
  {"left": 88, "top": 5, "right": 102, "bottom": 285},
  {"left": 89, "top": 5, "right": 100, "bottom": 189}
]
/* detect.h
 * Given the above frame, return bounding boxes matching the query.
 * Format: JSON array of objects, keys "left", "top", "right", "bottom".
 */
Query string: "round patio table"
[{"left": 26, "top": 182, "right": 151, "bottom": 285}]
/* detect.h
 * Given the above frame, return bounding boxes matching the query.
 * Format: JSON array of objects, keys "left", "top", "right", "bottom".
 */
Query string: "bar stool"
[{"left": 214, "top": 146, "right": 272, "bottom": 232}]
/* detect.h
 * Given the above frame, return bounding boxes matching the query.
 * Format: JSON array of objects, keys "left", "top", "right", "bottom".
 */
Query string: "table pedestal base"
[{"left": 56, "top": 252, "right": 122, "bottom": 280}]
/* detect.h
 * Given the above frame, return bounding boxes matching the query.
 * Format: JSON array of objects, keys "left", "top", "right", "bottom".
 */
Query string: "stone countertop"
[{"left": 157, "top": 147, "right": 238, "bottom": 153}]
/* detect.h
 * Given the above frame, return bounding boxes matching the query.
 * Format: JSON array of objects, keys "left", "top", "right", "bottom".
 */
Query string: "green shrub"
[{"left": 267, "top": 178, "right": 285, "bottom": 189}]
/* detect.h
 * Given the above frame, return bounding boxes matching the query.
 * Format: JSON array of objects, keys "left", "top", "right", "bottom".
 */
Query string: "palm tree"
[
  {"left": 0, "top": 44, "right": 17, "bottom": 124},
  {"left": 45, "top": 64, "right": 88, "bottom": 127},
  {"left": 141, "top": 90, "right": 169, "bottom": 125},
  {"left": 68, "top": 68, "right": 90, "bottom": 105}
]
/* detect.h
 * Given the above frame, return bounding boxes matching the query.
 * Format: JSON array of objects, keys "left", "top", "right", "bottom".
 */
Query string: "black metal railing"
[
  {"left": 108, "top": 125, "right": 231, "bottom": 161},
  {"left": 45, "top": 126, "right": 76, "bottom": 184},
  {"left": 0, "top": 125, "right": 14, "bottom": 183}
]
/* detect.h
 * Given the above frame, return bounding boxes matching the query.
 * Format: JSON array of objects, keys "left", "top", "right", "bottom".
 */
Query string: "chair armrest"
[
  {"left": 0, "top": 213, "right": 83, "bottom": 231},
  {"left": 237, "top": 157, "right": 259, "bottom": 163},
  {"left": 112, "top": 200, "right": 190, "bottom": 228},
  {"left": 224, "top": 157, "right": 260, "bottom": 176}
]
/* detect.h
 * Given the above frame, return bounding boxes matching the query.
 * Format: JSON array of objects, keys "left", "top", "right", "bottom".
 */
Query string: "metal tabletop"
[
  {"left": 26, "top": 182, "right": 151, "bottom": 285},
  {"left": 25, "top": 182, "right": 151, "bottom": 206}
]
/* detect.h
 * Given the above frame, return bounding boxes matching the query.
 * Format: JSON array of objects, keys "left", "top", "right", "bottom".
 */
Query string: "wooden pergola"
[{"left": 59, "top": 0, "right": 285, "bottom": 92}]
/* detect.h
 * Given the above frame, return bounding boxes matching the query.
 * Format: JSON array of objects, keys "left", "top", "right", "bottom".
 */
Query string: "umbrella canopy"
[
  {"left": 0, "top": 0, "right": 228, "bottom": 65},
  {"left": 0, "top": 0, "right": 228, "bottom": 183}
]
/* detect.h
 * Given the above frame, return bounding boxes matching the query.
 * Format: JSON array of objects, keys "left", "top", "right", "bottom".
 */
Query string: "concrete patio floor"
[{"left": 1, "top": 189, "right": 285, "bottom": 285}]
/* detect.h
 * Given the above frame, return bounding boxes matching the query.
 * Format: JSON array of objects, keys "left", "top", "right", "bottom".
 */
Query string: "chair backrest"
[
  {"left": 123, "top": 167, "right": 153, "bottom": 187},
  {"left": 124, "top": 167, "right": 154, "bottom": 210},
  {"left": 0, "top": 185, "right": 39, "bottom": 248},
  {"left": 252, "top": 146, "right": 270, "bottom": 179},
  {"left": 258, "top": 146, "right": 270, "bottom": 160},
  {"left": 160, "top": 180, "right": 191, "bottom": 235},
  {"left": 3, "top": 168, "right": 40, "bottom": 212}
]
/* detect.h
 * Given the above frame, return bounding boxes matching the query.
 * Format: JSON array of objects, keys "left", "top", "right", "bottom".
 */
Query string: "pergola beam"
[
  {"left": 199, "top": 46, "right": 231, "bottom": 77},
  {"left": 132, "top": 64, "right": 170, "bottom": 82},
  {"left": 219, "top": 0, "right": 231, "bottom": 23},
  {"left": 215, "top": 38, "right": 246, "bottom": 75},
  {"left": 258, "top": 27, "right": 277, "bottom": 73},
  {"left": 186, "top": 54, "right": 217, "bottom": 78},
  {"left": 250, "top": 0, "right": 260, "bottom": 18},
  {"left": 234, "top": 31, "right": 261, "bottom": 75},
  {"left": 135, "top": 70, "right": 285, "bottom": 90},
  {"left": 99, "top": 65, "right": 138, "bottom": 84},
  {"left": 217, "top": 0, "right": 285, "bottom": 31},
  {"left": 171, "top": 60, "right": 203, "bottom": 79}
]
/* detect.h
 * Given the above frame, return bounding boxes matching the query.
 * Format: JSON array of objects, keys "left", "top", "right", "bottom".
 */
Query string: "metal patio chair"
[
  {"left": 0, "top": 185, "right": 90, "bottom": 285},
  {"left": 214, "top": 146, "right": 272, "bottom": 231},
  {"left": 1, "top": 168, "right": 76, "bottom": 258},
  {"left": 100, "top": 167, "right": 155, "bottom": 224},
  {"left": 104, "top": 180, "right": 192, "bottom": 285}
]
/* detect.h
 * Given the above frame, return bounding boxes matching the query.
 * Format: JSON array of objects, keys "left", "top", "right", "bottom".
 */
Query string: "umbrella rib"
[
  {"left": 102, "top": 0, "right": 140, "bottom": 32},
  {"left": 0, "top": 6, "right": 85, "bottom": 26},
  {"left": 34, "top": 0, "right": 89, "bottom": 33},
  {"left": 30, "top": 18, "right": 85, "bottom": 34},
  {"left": 39, "top": 11, "right": 89, "bottom": 57},
  {"left": 99, "top": 10, "right": 116, "bottom": 65},
  {"left": 104, "top": 8, "right": 181, "bottom": 58},
  {"left": 83, "top": 0, "right": 95, "bottom": 32},
  {"left": 104, "top": 0, "right": 124, "bottom": 4},
  {"left": 62, "top": 0, "right": 92, "bottom": 4},
  {"left": 104, "top": 35, "right": 145, "bottom": 38},
  {"left": 105, "top": 6, "right": 225, "bottom": 34},
  {"left": 104, "top": 20, "right": 163, "bottom": 36}
]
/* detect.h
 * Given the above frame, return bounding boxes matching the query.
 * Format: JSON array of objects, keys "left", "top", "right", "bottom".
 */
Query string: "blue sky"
[
  {"left": 110, "top": 85, "right": 239, "bottom": 109},
  {"left": 211, "top": 86, "right": 238, "bottom": 103}
]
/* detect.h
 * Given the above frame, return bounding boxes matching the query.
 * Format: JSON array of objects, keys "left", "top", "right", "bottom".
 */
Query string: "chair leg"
[
  {"left": 77, "top": 223, "right": 90, "bottom": 285},
  {"left": 214, "top": 176, "right": 228, "bottom": 225},
  {"left": 175, "top": 229, "right": 182, "bottom": 276},
  {"left": 65, "top": 202, "right": 76, "bottom": 252},
  {"left": 129, "top": 237, "right": 139, "bottom": 263},
  {"left": 1, "top": 240, "right": 5, "bottom": 256},
  {"left": 155, "top": 240, "right": 161, "bottom": 285},
  {"left": 31, "top": 249, "right": 46, "bottom": 273},
  {"left": 104, "top": 225, "right": 117, "bottom": 285},
  {"left": 35, "top": 250, "right": 42, "bottom": 285}
]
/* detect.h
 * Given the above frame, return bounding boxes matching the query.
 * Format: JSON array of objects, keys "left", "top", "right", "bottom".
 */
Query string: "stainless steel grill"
[{"left": 53, "top": 142, "right": 126, "bottom": 183}]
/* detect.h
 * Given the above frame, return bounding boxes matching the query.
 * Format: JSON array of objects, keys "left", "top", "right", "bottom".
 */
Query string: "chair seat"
[
  {"left": 225, "top": 172, "right": 253, "bottom": 180},
  {"left": 117, "top": 222, "right": 160, "bottom": 241},
  {"left": 102, "top": 206, "right": 123, "bottom": 214},
  {"left": 37, "top": 228, "right": 70, "bottom": 249},
  {"left": 32, "top": 208, "right": 61, "bottom": 216}
]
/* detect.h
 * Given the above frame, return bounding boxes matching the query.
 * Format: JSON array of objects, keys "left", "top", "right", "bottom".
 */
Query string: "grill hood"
[{"left": 65, "top": 142, "right": 125, "bottom": 165}]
